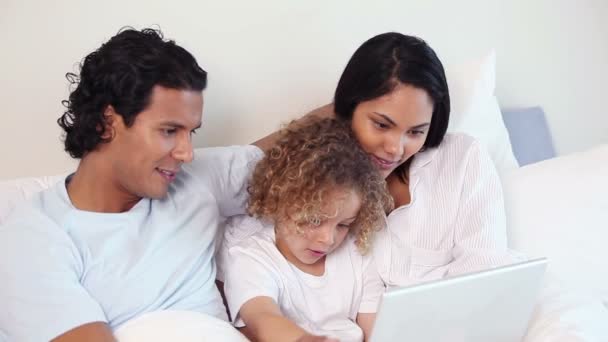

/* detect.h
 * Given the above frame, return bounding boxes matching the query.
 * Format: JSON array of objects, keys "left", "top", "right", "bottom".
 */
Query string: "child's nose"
[{"left": 316, "top": 225, "right": 335, "bottom": 246}]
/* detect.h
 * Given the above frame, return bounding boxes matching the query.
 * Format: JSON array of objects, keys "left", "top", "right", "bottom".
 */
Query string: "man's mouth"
[{"left": 156, "top": 168, "right": 178, "bottom": 182}]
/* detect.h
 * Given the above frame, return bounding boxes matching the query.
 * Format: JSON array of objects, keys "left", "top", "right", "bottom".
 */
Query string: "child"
[{"left": 221, "top": 118, "right": 393, "bottom": 342}]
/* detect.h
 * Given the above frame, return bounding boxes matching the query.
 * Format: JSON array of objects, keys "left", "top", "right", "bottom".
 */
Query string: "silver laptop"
[{"left": 370, "top": 258, "right": 548, "bottom": 342}]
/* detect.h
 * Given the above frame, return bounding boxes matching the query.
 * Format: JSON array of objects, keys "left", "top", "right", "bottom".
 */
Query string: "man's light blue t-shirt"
[{"left": 0, "top": 145, "right": 262, "bottom": 342}]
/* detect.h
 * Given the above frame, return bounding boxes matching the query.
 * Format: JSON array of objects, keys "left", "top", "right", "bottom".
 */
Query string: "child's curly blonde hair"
[{"left": 248, "top": 117, "right": 394, "bottom": 253}]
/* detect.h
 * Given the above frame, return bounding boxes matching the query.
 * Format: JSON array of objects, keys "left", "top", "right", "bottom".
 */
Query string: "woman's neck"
[{"left": 386, "top": 172, "right": 412, "bottom": 209}]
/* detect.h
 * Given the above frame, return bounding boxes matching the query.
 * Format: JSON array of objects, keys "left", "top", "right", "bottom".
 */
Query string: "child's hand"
[{"left": 296, "top": 333, "right": 339, "bottom": 342}]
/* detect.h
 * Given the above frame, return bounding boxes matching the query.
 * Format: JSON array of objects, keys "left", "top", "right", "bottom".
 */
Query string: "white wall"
[{"left": 1, "top": 0, "right": 606, "bottom": 180}]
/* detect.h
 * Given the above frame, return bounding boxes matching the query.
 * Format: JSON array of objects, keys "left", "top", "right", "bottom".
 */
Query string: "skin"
[
  {"left": 66, "top": 85, "right": 203, "bottom": 213},
  {"left": 53, "top": 85, "right": 203, "bottom": 342},
  {"left": 256, "top": 83, "right": 435, "bottom": 206},
  {"left": 238, "top": 189, "right": 375, "bottom": 341},
  {"left": 349, "top": 83, "right": 434, "bottom": 207},
  {"left": 54, "top": 82, "right": 433, "bottom": 341},
  {"left": 350, "top": 83, "right": 434, "bottom": 180},
  {"left": 275, "top": 189, "right": 361, "bottom": 276},
  {"left": 244, "top": 83, "right": 435, "bottom": 340}
]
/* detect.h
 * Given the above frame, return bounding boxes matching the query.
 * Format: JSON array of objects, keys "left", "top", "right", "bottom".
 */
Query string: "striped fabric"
[{"left": 372, "top": 133, "right": 521, "bottom": 288}]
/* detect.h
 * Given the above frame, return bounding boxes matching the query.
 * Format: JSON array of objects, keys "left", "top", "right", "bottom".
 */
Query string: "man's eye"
[{"left": 162, "top": 128, "right": 177, "bottom": 136}]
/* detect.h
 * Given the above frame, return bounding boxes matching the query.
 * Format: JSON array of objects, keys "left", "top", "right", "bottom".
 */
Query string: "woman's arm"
[
  {"left": 239, "top": 297, "right": 337, "bottom": 342},
  {"left": 252, "top": 104, "right": 334, "bottom": 151},
  {"left": 447, "top": 139, "right": 515, "bottom": 276}
]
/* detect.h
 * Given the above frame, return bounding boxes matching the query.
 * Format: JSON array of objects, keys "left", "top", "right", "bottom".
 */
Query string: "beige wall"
[{"left": 1, "top": 0, "right": 606, "bottom": 180}]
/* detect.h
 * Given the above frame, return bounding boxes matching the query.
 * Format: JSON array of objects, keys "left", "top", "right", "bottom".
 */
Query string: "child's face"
[{"left": 276, "top": 189, "right": 361, "bottom": 269}]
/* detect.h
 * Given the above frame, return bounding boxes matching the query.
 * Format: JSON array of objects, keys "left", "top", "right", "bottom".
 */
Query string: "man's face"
[{"left": 107, "top": 85, "right": 203, "bottom": 200}]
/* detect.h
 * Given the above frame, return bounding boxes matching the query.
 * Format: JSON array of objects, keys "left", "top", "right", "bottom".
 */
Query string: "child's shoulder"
[
  {"left": 331, "top": 235, "right": 366, "bottom": 264},
  {"left": 225, "top": 215, "right": 272, "bottom": 246},
  {"left": 226, "top": 216, "right": 276, "bottom": 256}
]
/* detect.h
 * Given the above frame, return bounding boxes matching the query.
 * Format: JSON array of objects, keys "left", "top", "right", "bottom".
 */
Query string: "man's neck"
[{"left": 67, "top": 153, "right": 141, "bottom": 213}]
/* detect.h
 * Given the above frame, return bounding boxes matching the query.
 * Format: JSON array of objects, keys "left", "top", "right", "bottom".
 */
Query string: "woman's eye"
[
  {"left": 409, "top": 130, "right": 425, "bottom": 136},
  {"left": 190, "top": 129, "right": 198, "bottom": 135},
  {"left": 373, "top": 121, "right": 389, "bottom": 130}
]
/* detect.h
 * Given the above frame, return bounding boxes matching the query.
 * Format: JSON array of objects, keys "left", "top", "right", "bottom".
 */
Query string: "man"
[{"left": 0, "top": 28, "right": 262, "bottom": 341}]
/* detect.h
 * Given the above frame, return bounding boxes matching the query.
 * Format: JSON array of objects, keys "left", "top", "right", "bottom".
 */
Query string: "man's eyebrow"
[{"left": 160, "top": 121, "right": 202, "bottom": 130}]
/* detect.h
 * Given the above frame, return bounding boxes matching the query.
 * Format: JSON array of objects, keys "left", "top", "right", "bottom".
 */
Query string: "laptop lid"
[{"left": 370, "top": 258, "right": 548, "bottom": 342}]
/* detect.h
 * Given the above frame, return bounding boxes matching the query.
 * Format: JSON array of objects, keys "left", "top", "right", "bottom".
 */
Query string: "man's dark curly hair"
[{"left": 57, "top": 27, "right": 207, "bottom": 158}]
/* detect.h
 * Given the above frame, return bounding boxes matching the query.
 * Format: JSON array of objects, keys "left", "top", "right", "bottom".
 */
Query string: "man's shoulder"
[
  {"left": 182, "top": 145, "right": 262, "bottom": 181},
  {"left": 1, "top": 186, "right": 70, "bottom": 243}
]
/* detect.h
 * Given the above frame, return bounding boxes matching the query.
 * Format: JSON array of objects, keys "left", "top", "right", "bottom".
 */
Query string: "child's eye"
[
  {"left": 190, "top": 129, "right": 198, "bottom": 136},
  {"left": 338, "top": 223, "right": 352, "bottom": 230}
]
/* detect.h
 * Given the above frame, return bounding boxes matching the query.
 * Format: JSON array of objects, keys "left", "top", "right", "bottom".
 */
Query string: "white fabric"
[
  {"left": 371, "top": 133, "right": 518, "bottom": 288},
  {"left": 222, "top": 215, "right": 384, "bottom": 342},
  {"left": 503, "top": 144, "right": 608, "bottom": 340},
  {"left": 446, "top": 50, "right": 519, "bottom": 177},
  {"left": 523, "top": 275, "right": 608, "bottom": 341},
  {"left": 504, "top": 144, "right": 608, "bottom": 306},
  {"left": 3, "top": 144, "right": 607, "bottom": 341},
  {"left": 0, "top": 146, "right": 262, "bottom": 342},
  {"left": 115, "top": 310, "right": 249, "bottom": 342},
  {"left": 0, "top": 175, "right": 64, "bottom": 224}
]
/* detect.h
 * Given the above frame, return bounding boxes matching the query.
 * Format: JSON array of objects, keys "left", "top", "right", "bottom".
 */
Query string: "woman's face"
[{"left": 351, "top": 83, "right": 434, "bottom": 179}]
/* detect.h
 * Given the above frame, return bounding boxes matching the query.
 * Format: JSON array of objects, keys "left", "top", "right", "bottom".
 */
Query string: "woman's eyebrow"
[
  {"left": 410, "top": 123, "right": 431, "bottom": 129},
  {"left": 372, "top": 112, "right": 397, "bottom": 126}
]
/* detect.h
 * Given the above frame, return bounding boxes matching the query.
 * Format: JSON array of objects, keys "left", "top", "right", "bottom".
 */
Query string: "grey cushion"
[{"left": 501, "top": 107, "right": 556, "bottom": 166}]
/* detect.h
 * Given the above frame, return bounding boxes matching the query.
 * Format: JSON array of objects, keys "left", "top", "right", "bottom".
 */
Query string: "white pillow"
[
  {"left": 503, "top": 144, "right": 608, "bottom": 305},
  {"left": 446, "top": 51, "right": 519, "bottom": 177},
  {"left": 114, "top": 310, "right": 249, "bottom": 342}
]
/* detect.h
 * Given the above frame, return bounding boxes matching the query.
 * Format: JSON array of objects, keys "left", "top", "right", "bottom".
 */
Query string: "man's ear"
[{"left": 99, "top": 105, "right": 117, "bottom": 140}]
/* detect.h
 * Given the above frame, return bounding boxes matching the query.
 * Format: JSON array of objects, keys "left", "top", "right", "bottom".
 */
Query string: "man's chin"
[{"left": 144, "top": 188, "right": 170, "bottom": 200}]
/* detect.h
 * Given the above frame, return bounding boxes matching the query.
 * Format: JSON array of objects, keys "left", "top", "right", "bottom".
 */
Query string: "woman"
[
  {"left": 255, "top": 32, "right": 514, "bottom": 289},
  {"left": 232, "top": 32, "right": 516, "bottom": 341}
]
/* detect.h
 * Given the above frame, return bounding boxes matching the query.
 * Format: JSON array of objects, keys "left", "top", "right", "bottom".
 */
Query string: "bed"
[{"left": 1, "top": 52, "right": 607, "bottom": 341}]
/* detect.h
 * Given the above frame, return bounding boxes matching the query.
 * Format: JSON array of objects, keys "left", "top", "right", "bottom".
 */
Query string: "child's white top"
[{"left": 222, "top": 215, "right": 384, "bottom": 342}]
